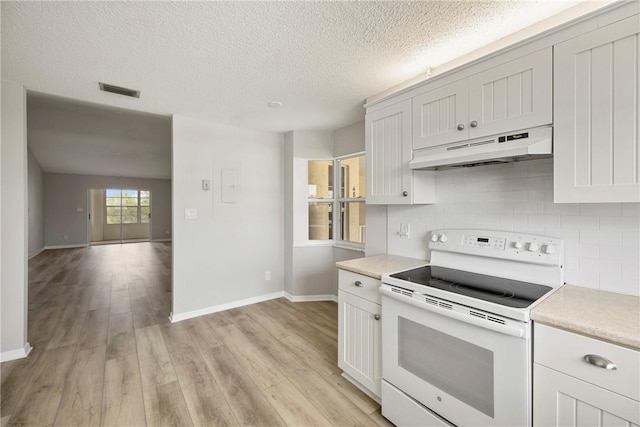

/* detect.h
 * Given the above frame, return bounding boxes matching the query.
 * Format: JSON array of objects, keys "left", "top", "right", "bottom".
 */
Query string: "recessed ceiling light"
[{"left": 268, "top": 101, "right": 283, "bottom": 108}]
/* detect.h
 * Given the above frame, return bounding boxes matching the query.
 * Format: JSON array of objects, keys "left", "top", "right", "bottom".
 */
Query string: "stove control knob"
[
  {"left": 513, "top": 241, "right": 523, "bottom": 250},
  {"left": 527, "top": 242, "right": 539, "bottom": 252},
  {"left": 431, "top": 234, "right": 440, "bottom": 243},
  {"left": 439, "top": 234, "right": 448, "bottom": 243},
  {"left": 543, "top": 244, "right": 556, "bottom": 254}
]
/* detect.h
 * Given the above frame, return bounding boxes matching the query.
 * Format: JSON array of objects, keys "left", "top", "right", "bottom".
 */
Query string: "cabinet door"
[
  {"left": 412, "top": 80, "right": 469, "bottom": 149},
  {"left": 468, "top": 47, "right": 552, "bottom": 139},
  {"left": 534, "top": 364, "right": 640, "bottom": 427},
  {"left": 338, "top": 290, "right": 382, "bottom": 397},
  {"left": 366, "top": 99, "right": 413, "bottom": 204},
  {"left": 554, "top": 16, "right": 640, "bottom": 203}
]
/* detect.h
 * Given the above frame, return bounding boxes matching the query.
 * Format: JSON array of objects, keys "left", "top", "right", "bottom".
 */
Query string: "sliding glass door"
[{"left": 90, "top": 188, "right": 151, "bottom": 244}]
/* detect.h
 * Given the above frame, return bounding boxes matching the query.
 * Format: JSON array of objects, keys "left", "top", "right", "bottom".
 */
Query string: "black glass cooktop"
[{"left": 389, "top": 266, "right": 553, "bottom": 308}]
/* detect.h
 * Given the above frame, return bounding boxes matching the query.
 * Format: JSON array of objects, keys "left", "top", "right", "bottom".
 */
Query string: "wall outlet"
[
  {"left": 63, "top": 234, "right": 69, "bottom": 240},
  {"left": 265, "top": 271, "right": 271, "bottom": 281},
  {"left": 399, "top": 223, "right": 410, "bottom": 238},
  {"left": 185, "top": 208, "right": 197, "bottom": 219}
]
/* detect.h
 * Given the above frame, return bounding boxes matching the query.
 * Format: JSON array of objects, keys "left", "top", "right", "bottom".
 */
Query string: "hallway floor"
[{"left": 1, "top": 242, "right": 387, "bottom": 426}]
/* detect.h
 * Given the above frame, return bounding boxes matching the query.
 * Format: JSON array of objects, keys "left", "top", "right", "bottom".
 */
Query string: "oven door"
[{"left": 381, "top": 286, "right": 531, "bottom": 427}]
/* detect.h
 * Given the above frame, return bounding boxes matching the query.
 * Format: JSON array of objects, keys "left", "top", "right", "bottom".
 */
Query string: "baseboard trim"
[
  {"left": 151, "top": 238, "right": 172, "bottom": 242},
  {"left": 284, "top": 292, "right": 338, "bottom": 303},
  {"left": 0, "top": 342, "right": 32, "bottom": 362},
  {"left": 44, "top": 244, "right": 88, "bottom": 250},
  {"left": 28, "top": 247, "right": 46, "bottom": 259},
  {"left": 170, "top": 291, "right": 285, "bottom": 323}
]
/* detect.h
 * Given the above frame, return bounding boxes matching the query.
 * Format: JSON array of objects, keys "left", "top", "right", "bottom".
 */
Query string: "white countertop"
[
  {"left": 532, "top": 285, "right": 640, "bottom": 350},
  {"left": 336, "top": 254, "right": 428, "bottom": 279}
]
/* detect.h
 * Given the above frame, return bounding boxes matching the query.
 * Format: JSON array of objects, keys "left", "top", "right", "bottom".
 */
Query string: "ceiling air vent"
[{"left": 99, "top": 82, "right": 140, "bottom": 98}]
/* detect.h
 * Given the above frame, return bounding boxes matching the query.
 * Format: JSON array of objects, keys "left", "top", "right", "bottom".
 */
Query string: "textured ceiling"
[
  {"left": 1, "top": 1, "right": 594, "bottom": 133},
  {"left": 28, "top": 94, "right": 172, "bottom": 179}
]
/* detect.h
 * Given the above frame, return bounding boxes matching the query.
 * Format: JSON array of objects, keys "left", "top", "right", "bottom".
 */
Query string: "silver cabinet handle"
[
  {"left": 402, "top": 191, "right": 408, "bottom": 197},
  {"left": 470, "top": 120, "right": 478, "bottom": 128},
  {"left": 583, "top": 354, "right": 617, "bottom": 370},
  {"left": 374, "top": 314, "right": 380, "bottom": 321},
  {"left": 457, "top": 124, "right": 464, "bottom": 130},
  {"left": 354, "top": 281, "right": 363, "bottom": 287}
]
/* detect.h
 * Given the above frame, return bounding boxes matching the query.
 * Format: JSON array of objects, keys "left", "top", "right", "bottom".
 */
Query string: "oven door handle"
[{"left": 380, "top": 287, "right": 527, "bottom": 338}]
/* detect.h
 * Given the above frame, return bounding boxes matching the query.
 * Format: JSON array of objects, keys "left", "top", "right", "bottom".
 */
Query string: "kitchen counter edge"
[
  {"left": 336, "top": 254, "right": 428, "bottom": 279},
  {"left": 532, "top": 284, "right": 640, "bottom": 351}
]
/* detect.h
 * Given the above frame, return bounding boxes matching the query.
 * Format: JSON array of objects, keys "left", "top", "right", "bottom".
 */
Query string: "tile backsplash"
[{"left": 387, "top": 159, "right": 640, "bottom": 296}]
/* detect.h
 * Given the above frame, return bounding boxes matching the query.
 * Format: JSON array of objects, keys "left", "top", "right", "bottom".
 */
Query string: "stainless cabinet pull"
[
  {"left": 374, "top": 314, "right": 380, "bottom": 321},
  {"left": 354, "top": 281, "right": 363, "bottom": 287},
  {"left": 402, "top": 191, "right": 408, "bottom": 197},
  {"left": 470, "top": 120, "right": 478, "bottom": 128},
  {"left": 457, "top": 124, "right": 465, "bottom": 130},
  {"left": 583, "top": 354, "right": 617, "bottom": 370}
]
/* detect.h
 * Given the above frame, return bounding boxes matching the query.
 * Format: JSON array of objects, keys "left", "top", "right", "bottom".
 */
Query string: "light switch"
[
  {"left": 185, "top": 208, "right": 197, "bottom": 219},
  {"left": 202, "top": 180, "right": 210, "bottom": 191}
]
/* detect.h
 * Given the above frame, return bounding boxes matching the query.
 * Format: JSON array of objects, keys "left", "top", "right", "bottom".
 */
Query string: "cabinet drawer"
[
  {"left": 338, "top": 270, "right": 381, "bottom": 304},
  {"left": 534, "top": 323, "right": 640, "bottom": 401}
]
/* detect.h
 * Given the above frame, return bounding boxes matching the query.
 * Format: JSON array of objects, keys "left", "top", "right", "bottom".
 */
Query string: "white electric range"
[{"left": 380, "top": 229, "right": 564, "bottom": 427}]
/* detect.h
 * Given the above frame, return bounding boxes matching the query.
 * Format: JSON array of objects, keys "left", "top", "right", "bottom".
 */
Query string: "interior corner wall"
[
  {"left": 171, "top": 115, "right": 284, "bottom": 317},
  {"left": 284, "top": 132, "right": 294, "bottom": 296},
  {"left": 286, "top": 131, "right": 338, "bottom": 297},
  {"left": 28, "top": 147, "right": 45, "bottom": 257},
  {"left": 333, "top": 120, "right": 365, "bottom": 157},
  {"left": 44, "top": 173, "right": 172, "bottom": 247},
  {"left": 1, "top": 81, "right": 29, "bottom": 358}
]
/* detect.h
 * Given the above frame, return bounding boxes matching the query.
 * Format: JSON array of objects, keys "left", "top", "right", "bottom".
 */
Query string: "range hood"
[{"left": 410, "top": 126, "right": 552, "bottom": 170}]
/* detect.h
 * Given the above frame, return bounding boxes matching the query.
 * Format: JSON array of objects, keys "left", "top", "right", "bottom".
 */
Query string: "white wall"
[
  {"left": 44, "top": 173, "right": 171, "bottom": 247},
  {"left": 1, "top": 81, "right": 30, "bottom": 360},
  {"left": 172, "top": 115, "right": 284, "bottom": 317},
  {"left": 28, "top": 147, "right": 45, "bottom": 257},
  {"left": 334, "top": 120, "right": 365, "bottom": 158},
  {"left": 382, "top": 159, "right": 640, "bottom": 296}
]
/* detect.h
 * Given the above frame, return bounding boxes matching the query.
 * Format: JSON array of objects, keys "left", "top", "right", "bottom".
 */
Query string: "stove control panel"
[
  {"left": 429, "top": 229, "right": 564, "bottom": 266},
  {"left": 462, "top": 235, "right": 506, "bottom": 250}
]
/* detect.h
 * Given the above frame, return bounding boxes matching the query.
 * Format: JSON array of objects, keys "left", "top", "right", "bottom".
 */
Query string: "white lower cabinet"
[
  {"left": 535, "top": 365, "right": 640, "bottom": 427},
  {"left": 337, "top": 270, "right": 382, "bottom": 399},
  {"left": 534, "top": 324, "right": 640, "bottom": 427}
]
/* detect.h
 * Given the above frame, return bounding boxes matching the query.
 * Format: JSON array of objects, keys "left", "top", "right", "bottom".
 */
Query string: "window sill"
[
  {"left": 293, "top": 242, "right": 365, "bottom": 253},
  {"left": 334, "top": 243, "right": 365, "bottom": 253}
]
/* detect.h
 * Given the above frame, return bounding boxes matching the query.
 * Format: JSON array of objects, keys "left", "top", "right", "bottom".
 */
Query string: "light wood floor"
[{"left": 1, "top": 243, "right": 389, "bottom": 427}]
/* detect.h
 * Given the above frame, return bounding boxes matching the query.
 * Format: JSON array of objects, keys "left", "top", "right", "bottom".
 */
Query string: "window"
[
  {"left": 307, "top": 154, "right": 365, "bottom": 245},
  {"left": 105, "top": 189, "right": 150, "bottom": 225},
  {"left": 308, "top": 160, "right": 334, "bottom": 241},
  {"left": 337, "top": 155, "right": 366, "bottom": 244}
]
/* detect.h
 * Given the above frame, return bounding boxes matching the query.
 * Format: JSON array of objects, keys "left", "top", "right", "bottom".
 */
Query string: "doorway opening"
[{"left": 90, "top": 188, "right": 151, "bottom": 244}]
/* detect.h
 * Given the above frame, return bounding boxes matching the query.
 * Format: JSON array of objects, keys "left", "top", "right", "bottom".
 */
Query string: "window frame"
[
  {"left": 306, "top": 152, "right": 365, "bottom": 250},
  {"left": 104, "top": 189, "right": 150, "bottom": 225},
  {"left": 335, "top": 152, "right": 365, "bottom": 249}
]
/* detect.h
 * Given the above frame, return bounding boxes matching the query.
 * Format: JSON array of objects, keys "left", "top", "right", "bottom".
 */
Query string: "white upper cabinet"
[
  {"left": 468, "top": 47, "right": 552, "bottom": 138},
  {"left": 412, "top": 80, "right": 469, "bottom": 149},
  {"left": 366, "top": 99, "right": 435, "bottom": 204},
  {"left": 412, "top": 48, "right": 552, "bottom": 150},
  {"left": 554, "top": 15, "right": 640, "bottom": 203}
]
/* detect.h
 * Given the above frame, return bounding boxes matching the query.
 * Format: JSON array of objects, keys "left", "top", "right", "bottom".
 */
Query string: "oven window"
[{"left": 398, "top": 317, "right": 494, "bottom": 417}]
